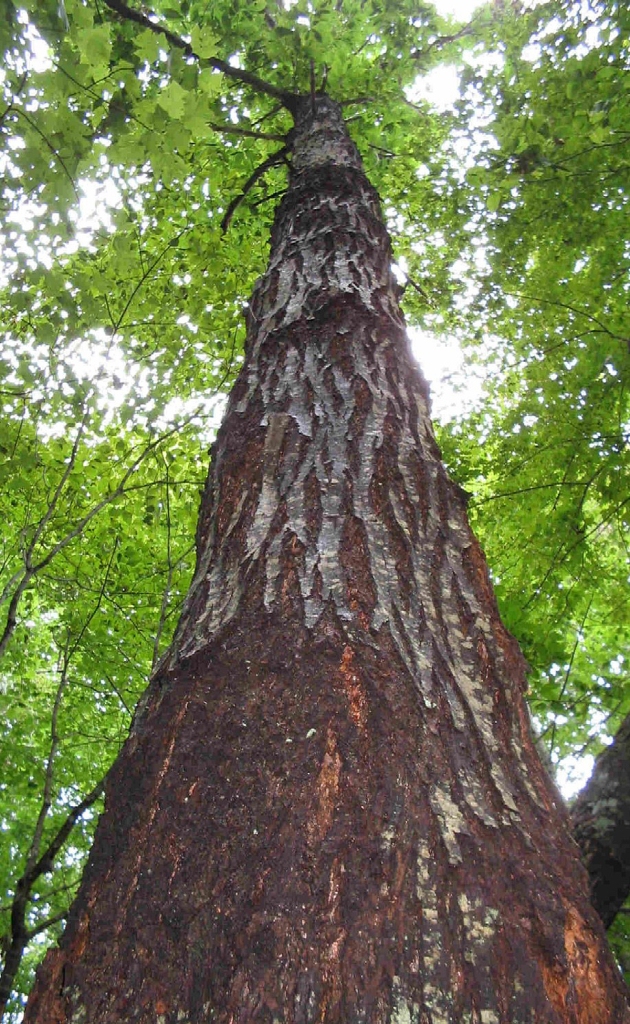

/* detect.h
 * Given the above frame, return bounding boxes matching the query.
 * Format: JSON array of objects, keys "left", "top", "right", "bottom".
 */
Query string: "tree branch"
[
  {"left": 0, "top": 72, "right": 28, "bottom": 130},
  {"left": 0, "top": 414, "right": 199, "bottom": 662},
  {"left": 411, "top": 24, "right": 474, "bottom": 60},
  {"left": 15, "top": 109, "right": 79, "bottom": 200},
  {"left": 474, "top": 479, "right": 602, "bottom": 505},
  {"left": 0, "top": 778, "right": 105, "bottom": 1018},
  {"left": 339, "top": 96, "right": 375, "bottom": 108},
  {"left": 23, "top": 650, "right": 70, "bottom": 881},
  {"left": 401, "top": 275, "right": 432, "bottom": 304},
  {"left": 573, "top": 711, "right": 630, "bottom": 928},
  {"left": 28, "top": 407, "right": 90, "bottom": 563},
  {"left": 505, "top": 290, "right": 630, "bottom": 352},
  {"left": 152, "top": 459, "right": 174, "bottom": 671},
  {"left": 207, "top": 122, "right": 286, "bottom": 142},
  {"left": 101, "top": 0, "right": 298, "bottom": 110},
  {"left": 23, "top": 542, "right": 119, "bottom": 884},
  {"left": 26, "top": 910, "right": 67, "bottom": 942},
  {"left": 220, "top": 147, "right": 289, "bottom": 234},
  {"left": 547, "top": 598, "right": 593, "bottom": 760}
]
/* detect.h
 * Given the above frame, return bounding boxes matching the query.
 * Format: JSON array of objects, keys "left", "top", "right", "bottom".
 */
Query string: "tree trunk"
[
  {"left": 24, "top": 94, "right": 629, "bottom": 1024},
  {"left": 573, "top": 711, "right": 630, "bottom": 928}
]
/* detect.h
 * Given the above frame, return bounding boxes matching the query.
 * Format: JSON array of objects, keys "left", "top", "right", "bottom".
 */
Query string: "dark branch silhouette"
[
  {"left": 101, "top": 0, "right": 298, "bottom": 110},
  {"left": 220, "top": 147, "right": 289, "bottom": 234}
]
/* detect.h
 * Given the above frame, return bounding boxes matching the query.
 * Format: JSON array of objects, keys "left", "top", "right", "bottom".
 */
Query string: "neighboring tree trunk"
[
  {"left": 573, "top": 711, "right": 630, "bottom": 928},
  {"left": 24, "top": 95, "right": 629, "bottom": 1024}
]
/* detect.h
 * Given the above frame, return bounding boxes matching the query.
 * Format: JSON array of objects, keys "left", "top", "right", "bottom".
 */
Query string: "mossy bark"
[{"left": 24, "top": 95, "right": 629, "bottom": 1024}]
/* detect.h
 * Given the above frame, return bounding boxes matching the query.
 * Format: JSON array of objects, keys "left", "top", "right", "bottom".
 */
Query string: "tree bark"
[
  {"left": 573, "top": 711, "right": 630, "bottom": 928},
  {"left": 24, "top": 95, "right": 629, "bottom": 1024}
]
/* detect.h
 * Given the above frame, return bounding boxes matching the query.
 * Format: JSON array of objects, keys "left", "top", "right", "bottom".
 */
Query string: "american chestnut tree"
[{"left": 0, "top": 0, "right": 628, "bottom": 1020}]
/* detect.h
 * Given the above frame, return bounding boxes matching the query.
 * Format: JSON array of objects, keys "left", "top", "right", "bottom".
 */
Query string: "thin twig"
[
  {"left": 0, "top": 778, "right": 105, "bottom": 1017},
  {"left": 404, "top": 276, "right": 432, "bottom": 303},
  {"left": 339, "top": 96, "right": 375, "bottom": 108},
  {"left": 26, "top": 909, "right": 68, "bottom": 941},
  {"left": 220, "top": 147, "right": 288, "bottom": 233},
  {"left": 411, "top": 24, "right": 474, "bottom": 60},
  {"left": 505, "top": 290, "right": 630, "bottom": 351},
  {"left": 0, "top": 73, "right": 28, "bottom": 130},
  {"left": 310, "top": 59, "right": 316, "bottom": 115},
  {"left": 207, "top": 122, "right": 286, "bottom": 142},
  {"left": 548, "top": 598, "right": 594, "bottom": 759},
  {"left": 24, "top": 539, "right": 119, "bottom": 878},
  {"left": 15, "top": 109, "right": 79, "bottom": 200},
  {"left": 152, "top": 459, "right": 174, "bottom": 670},
  {"left": 108, "top": 227, "right": 191, "bottom": 336},
  {"left": 28, "top": 406, "right": 90, "bottom": 563},
  {"left": 474, "top": 479, "right": 599, "bottom": 505},
  {"left": 0, "top": 414, "right": 200, "bottom": 661}
]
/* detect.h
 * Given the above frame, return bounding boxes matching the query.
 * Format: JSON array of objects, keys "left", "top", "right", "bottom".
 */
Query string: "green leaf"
[
  {"left": 198, "top": 67, "right": 223, "bottom": 97},
  {"left": 566, "top": 78, "right": 579, "bottom": 99},
  {"left": 156, "top": 80, "right": 188, "bottom": 119},
  {"left": 134, "top": 28, "right": 160, "bottom": 64},
  {"left": 67, "top": 0, "right": 93, "bottom": 30},
  {"left": 191, "top": 25, "right": 218, "bottom": 59},
  {"left": 79, "top": 24, "right": 111, "bottom": 67}
]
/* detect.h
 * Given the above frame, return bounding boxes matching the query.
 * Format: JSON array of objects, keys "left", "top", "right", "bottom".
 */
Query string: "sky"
[{"left": 432, "top": 0, "right": 485, "bottom": 17}]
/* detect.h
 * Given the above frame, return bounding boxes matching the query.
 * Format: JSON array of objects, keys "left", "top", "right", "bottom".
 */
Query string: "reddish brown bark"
[{"left": 24, "top": 95, "right": 629, "bottom": 1024}]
